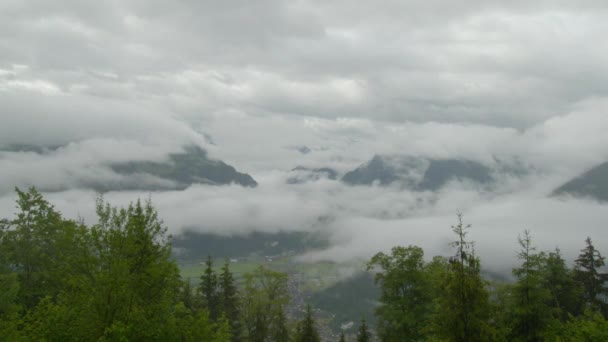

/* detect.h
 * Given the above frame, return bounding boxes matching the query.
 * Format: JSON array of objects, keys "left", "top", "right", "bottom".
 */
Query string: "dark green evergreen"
[
  {"left": 574, "top": 237, "right": 608, "bottom": 313},
  {"left": 295, "top": 304, "right": 321, "bottom": 342},
  {"left": 542, "top": 248, "right": 583, "bottom": 320},
  {"left": 509, "top": 230, "right": 552, "bottom": 342},
  {"left": 200, "top": 255, "right": 220, "bottom": 321},
  {"left": 433, "top": 213, "right": 493, "bottom": 342},
  {"left": 219, "top": 259, "right": 241, "bottom": 341},
  {"left": 356, "top": 318, "right": 371, "bottom": 342}
]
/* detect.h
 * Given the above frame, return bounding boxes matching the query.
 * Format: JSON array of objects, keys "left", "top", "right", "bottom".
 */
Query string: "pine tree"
[
  {"left": 200, "top": 255, "right": 220, "bottom": 321},
  {"left": 219, "top": 259, "right": 241, "bottom": 340},
  {"left": 181, "top": 279, "right": 195, "bottom": 312},
  {"left": 356, "top": 318, "right": 371, "bottom": 342},
  {"left": 542, "top": 248, "right": 583, "bottom": 320},
  {"left": 574, "top": 237, "right": 608, "bottom": 313},
  {"left": 433, "top": 212, "right": 492, "bottom": 342},
  {"left": 295, "top": 304, "right": 320, "bottom": 342},
  {"left": 272, "top": 307, "right": 290, "bottom": 342},
  {"left": 509, "top": 230, "right": 552, "bottom": 341}
]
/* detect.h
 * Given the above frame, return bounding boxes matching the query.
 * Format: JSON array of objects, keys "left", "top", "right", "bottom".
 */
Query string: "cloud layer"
[{"left": 2, "top": 1, "right": 608, "bottom": 272}]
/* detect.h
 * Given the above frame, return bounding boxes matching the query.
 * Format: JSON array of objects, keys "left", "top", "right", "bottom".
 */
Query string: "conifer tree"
[
  {"left": 574, "top": 237, "right": 608, "bottom": 313},
  {"left": 542, "top": 248, "right": 583, "bottom": 320},
  {"left": 433, "top": 212, "right": 492, "bottom": 342},
  {"left": 356, "top": 318, "right": 371, "bottom": 342},
  {"left": 338, "top": 331, "right": 346, "bottom": 342},
  {"left": 181, "top": 279, "right": 195, "bottom": 312},
  {"left": 509, "top": 230, "right": 552, "bottom": 341},
  {"left": 219, "top": 259, "right": 241, "bottom": 340},
  {"left": 272, "top": 307, "right": 290, "bottom": 342},
  {"left": 200, "top": 255, "right": 220, "bottom": 321},
  {"left": 295, "top": 304, "right": 321, "bottom": 342}
]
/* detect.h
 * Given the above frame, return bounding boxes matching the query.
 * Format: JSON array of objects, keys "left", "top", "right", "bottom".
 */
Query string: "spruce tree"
[
  {"left": 433, "top": 212, "right": 492, "bottom": 342},
  {"left": 200, "top": 255, "right": 220, "bottom": 321},
  {"left": 272, "top": 307, "right": 290, "bottom": 342},
  {"left": 356, "top": 318, "right": 371, "bottom": 342},
  {"left": 295, "top": 304, "right": 320, "bottom": 342},
  {"left": 219, "top": 260, "right": 241, "bottom": 340},
  {"left": 509, "top": 230, "right": 552, "bottom": 341},
  {"left": 542, "top": 248, "right": 583, "bottom": 320},
  {"left": 574, "top": 237, "right": 608, "bottom": 313}
]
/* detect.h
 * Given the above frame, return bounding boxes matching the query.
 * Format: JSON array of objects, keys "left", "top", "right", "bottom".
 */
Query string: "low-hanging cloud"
[{"left": 2, "top": 0, "right": 608, "bottom": 274}]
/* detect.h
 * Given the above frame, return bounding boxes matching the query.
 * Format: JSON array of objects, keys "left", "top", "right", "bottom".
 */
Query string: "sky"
[{"left": 2, "top": 1, "right": 608, "bottom": 272}]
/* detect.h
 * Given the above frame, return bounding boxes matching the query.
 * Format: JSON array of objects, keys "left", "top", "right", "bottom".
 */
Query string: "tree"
[
  {"left": 338, "top": 331, "right": 346, "bottom": 342},
  {"left": 200, "top": 255, "right": 221, "bottom": 321},
  {"left": 509, "top": 230, "right": 552, "bottom": 342},
  {"left": 559, "top": 309, "right": 608, "bottom": 341},
  {"left": 542, "top": 248, "right": 583, "bottom": 320},
  {"left": 271, "top": 307, "right": 290, "bottom": 342},
  {"left": 574, "top": 237, "right": 608, "bottom": 313},
  {"left": 295, "top": 304, "right": 320, "bottom": 342},
  {"left": 1, "top": 188, "right": 84, "bottom": 309},
  {"left": 241, "top": 266, "right": 290, "bottom": 342},
  {"left": 219, "top": 259, "right": 241, "bottom": 340},
  {"left": 433, "top": 213, "right": 493, "bottom": 342},
  {"left": 367, "top": 245, "right": 433, "bottom": 341},
  {"left": 181, "top": 279, "right": 195, "bottom": 312},
  {"left": 87, "top": 196, "right": 182, "bottom": 340},
  {"left": 356, "top": 318, "right": 371, "bottom": 342}
]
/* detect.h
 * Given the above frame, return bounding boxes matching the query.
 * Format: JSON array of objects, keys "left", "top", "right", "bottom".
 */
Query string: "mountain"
[
  {"left": 110, "top": 145, "right": 257, "bottom": 189},
  {"left": 553, "top": 161, "right": 608, "bottom": 201},
  {"left": 341, "top": 155, "right": 494, "bottom": 191},
  {"left": 1, "top": 144, "right": 257, "bottom": 192},
  {"left": 287, "top": 166, "right": 339, "bottom": 184}
]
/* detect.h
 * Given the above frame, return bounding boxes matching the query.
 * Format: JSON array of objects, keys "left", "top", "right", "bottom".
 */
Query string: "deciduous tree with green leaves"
[
  {"left": 241, "top": 266, "right": 290, "bottom": 342},
  {"left": 367, "top": 245, "right": 433, "bottom": 341}
]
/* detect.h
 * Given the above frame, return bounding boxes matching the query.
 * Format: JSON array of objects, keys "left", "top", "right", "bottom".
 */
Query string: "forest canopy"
[{"left": 1, "top": 188, "right": 607, "bottom": 341}]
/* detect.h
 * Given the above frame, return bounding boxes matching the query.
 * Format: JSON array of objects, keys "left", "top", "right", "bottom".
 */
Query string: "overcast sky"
[{"left": 2, "top": 1, "right": 608, "bottom": 271}]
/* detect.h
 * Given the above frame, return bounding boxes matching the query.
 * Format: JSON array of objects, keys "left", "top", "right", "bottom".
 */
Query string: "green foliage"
[
  {"left": 4, "top": 188, "right": 608, "bottom": 341},
  {"left": 87, "top": 196, "right": 181, "bottom": 340},
  {"left": 2, "top": 188, "right": 80, "bottom": 308},
  {"left": 508, "top": 230, "right": 553, "bottom": 341},
  {"left": 563, "top": 310, "right": 608, "bottom": 341},
  {"left": 432, "top": 213, "right": 493, "bottom": 342},
  {"left": 295, "top": 304, "right": 321, "bottom": 342},
  {"left": 367, "top": 245, "right": 433, "bottom": 341},
  {"left": 574, "top": 237, "right": 608, "bottom": 313},
  {"left": 200, "top": 255, "right": 221, "bottom": 321},
  {"left": 356, "top": 318, "right": 371, "bottom": 342},
  {"left": 0, "top": 188, "right": 230, "bottom": 341},
  {"left": 543, "top": 248, "right": 583, "bottom": 320},
  {"left": 219, "top": 259, "right": 241, "bottom": 340},
  {"left": 241, "top": 265, "right": 290, "bottom": 342}
]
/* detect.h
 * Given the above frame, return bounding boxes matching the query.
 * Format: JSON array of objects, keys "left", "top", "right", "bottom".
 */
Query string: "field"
[{"left": 179, "top": 255, "right": 363, "bottom": 293}]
